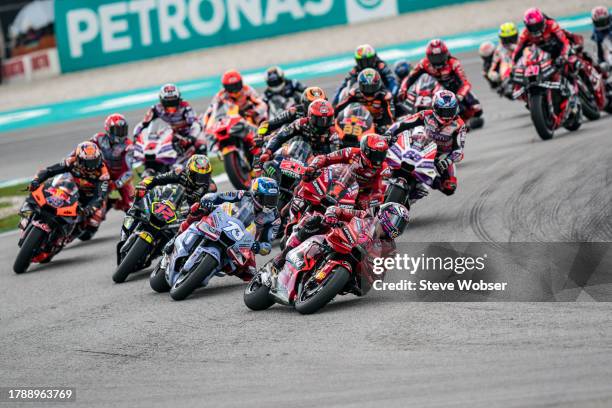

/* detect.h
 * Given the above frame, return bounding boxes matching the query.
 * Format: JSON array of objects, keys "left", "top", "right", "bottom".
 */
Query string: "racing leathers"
[
  {"left": 137, "top": 165, "right": 217, "bottom": 208},
  {"left": 308, "top": 147, "right": 388, "bottom": 210},
  {"left": 180, "top": 190, "right": 281, "bottom": 258},
  {"left": 90, "top": 132, "right": 135, "bottom": 212},
  {"left": 134, "top": 101, "right": 201, "bottom": 149},
  {"left": 488, "top": 43, "right": 516, "bottom": 89},
  {"left": 263, "top": 79, "right": 306, "bottom": 107},
  {"left": 334, "top": 57, "right": 398, "bottom": 104},
  {"left": 386, "top": 110, "right": 466, "bottom": 196},
  {"left": 29, "top": 155, "right": 110, "bottom": 232},
  {"left": 592, "top": 26, "right": 612, "bottom": 66},
  {"left": 400, "top": 57, "right": 483, "bottom": 122},
  {"left": 255, "top": 105, "right": 305, "bottom": 148},
  {"left": 335, "top": 88, "right": 395, "bottom": 132}
]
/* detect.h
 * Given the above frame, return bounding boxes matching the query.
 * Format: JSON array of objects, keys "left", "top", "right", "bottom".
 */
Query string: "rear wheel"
[
  {"left": 244, "top": 273, "right": 275, "bottom": 311},
  {"left": 112, "top": 237, "right": 151, "bottom": 283},
  {"left": 13, "top": 227, "right": 46, "bottom": 274},
  {"left": 170, "top": 254, "right": 218, "bottom": 301},
  {"left": 295, "top": 266, "right": 351, "bottom": 314},
  {"left": 529, "top": 93, "right": 554, "bottom": 140},
  {"left": 224, "top": 150, "right": 251, "bottom": 190}
]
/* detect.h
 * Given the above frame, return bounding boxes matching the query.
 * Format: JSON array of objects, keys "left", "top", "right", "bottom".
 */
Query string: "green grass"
[
  {"left": 0, "top": 214, "right": 20, "bottom": 233},
  {"left": 0, "top": 202, "right": 12, "bottom": 209},
  {"left": 0, "top": 183, "right": 29, "bottom": 198}
]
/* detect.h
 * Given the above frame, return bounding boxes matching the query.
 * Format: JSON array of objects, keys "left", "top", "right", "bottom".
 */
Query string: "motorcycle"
[
  {"left": 267, "top": 94, "right": 295, "bottom": 121},
  {"left": 575, "top": 55, "right": 607, "bottom": 120},
  {"left": 204, "top": 103, "right": 257, "bottom": 190},
  {"left": 334, "top": 103, "right": 375, "bottom": 148},
  {"left": 149, "top": 202, "right": 255, "bottom": 301},
  {"left": 282, "top": 162, "right": 359, "bottom": 247},
  {"left": 491, "top": 47, "right": 515, "bottom": 99},
  {"left": 384, "top": 127, "right": 438, "bottom": 209},
  {"left": 401, "top": 73, "right": 441, "bottom": 114},
  {"left": 13, "top": 173, "right": 81, "bottom": 274},
  {"left": 133, "top": 119, "right": 181, "bottom": 176},
  {"left": 512, "top": 45, "right": 581, "bottom": 140},
  {"left": 244, "top": 216, "right": 382, "bottom": 314},
  {"left": 112, "top": 184, "right": 185, "bottom": 283}
]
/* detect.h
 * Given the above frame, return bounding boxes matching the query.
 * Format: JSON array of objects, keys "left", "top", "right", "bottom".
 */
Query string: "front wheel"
[
  {"left": 112, "top": 236, "right": 151, "bottom": 283},
  {"left": 529, "top": 93, "right": 554, "bottom": 140},
  {"left": 295, "top": 266, "right": 351, "bottom": 314},
  {"left": 224, "top": 150, "right": 251, "bottom": 190},
  {"left": 244, "top": 273, "right": 275, "bottom": 311},
  {"left": 13, "top": 227, "right": 46, "bottom": 274},
  {"left": 170, "top": 254, "right": 219, "bottom": 301},
  {"left": 149, "top": 260, "right": 170, "bottom": 293},
  {"left": 578, "top": 74, "right": 601, "bottom": 120}
]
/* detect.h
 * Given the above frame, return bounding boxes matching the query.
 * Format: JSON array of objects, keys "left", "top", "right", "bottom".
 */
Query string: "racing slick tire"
[
  {"left": 170, "top": 254, "right": 218, "bottom": 301},
  {"left": 244, "top": 272, "right": 275, "bottom": 311},
  {"left": 149, "top": 261, "right": 170, "bottom": 293},
  {"left": 529, "top": 93, "right": 554, "bottom": 140},
  {"left": 224, "top": 150, "right": 251, "bottom": 190},
  {"left": 112, "top": 237, "right": 151, "bottom": 283},
  {"left": 13, "top": 227, "right": 46, "bottom": 274},
  {"left": 295, "top": 266, "right": 351, "bottom": 315}
]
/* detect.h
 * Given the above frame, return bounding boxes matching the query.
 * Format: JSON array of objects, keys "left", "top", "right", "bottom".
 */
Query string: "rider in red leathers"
[
  {"left": 303, "top": 133, "right": 389, "bottom": 210},
  {"left": 134, "top": 84, "right": 201, "bottom": 152},
  {"left": 90, "top": 113, "right": 135, "bottom": 212},
  {"left": 386, "top": 90, "right": 466, "bottom": 196},
  {"left": 400, "top": 39, "right": 483, "bottom": 129}
]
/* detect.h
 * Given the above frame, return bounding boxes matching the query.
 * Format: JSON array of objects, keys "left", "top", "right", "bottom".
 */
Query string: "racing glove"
[
  {"left": 199, "top": 198, "right": 214, "bottom": 214},
  {"left": 302, "top": 165, "right": 319, "bottom": 181},
  {"left": 323, "top": 206, "right": 339, "bottom": 226},
  {"left": 134, "top": 184, "right": 147, "bottom": 199},
  {"left": 258, "top": 149, "right": 273, "bottom": 164},
  {"left": 28, "top": 178, "right": 41, "bottom": 191},
  {"left": 435, "top": 157, "right": 452, "bottom": 174}
]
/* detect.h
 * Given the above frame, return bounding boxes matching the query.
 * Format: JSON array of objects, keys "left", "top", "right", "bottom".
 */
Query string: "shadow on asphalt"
[{"left": 24, "top": 255, "right": 91, "bottom": 273}]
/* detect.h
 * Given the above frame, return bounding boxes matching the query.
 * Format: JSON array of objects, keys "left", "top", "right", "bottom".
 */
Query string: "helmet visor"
[
  {"left": 384, "top": 213, "right": 408, "bottom": 238},
  {"left": 224, "top": 81, "right": 243, "bottom": 94},
  {"left": 357, "top": 56, "right": 376, "bottom": 69},
  {"left": 526, "top": 20, "right": 545, "bottom": 35},
  {"left": 161, "top": 97, "right": 179, "bottom": 109},
  {"left": 500, "top": 34, "right": 518, "bottom": 45},
  {"left": 593, "top": 17, "right": 610, "bottom": 30},
  {"left": 435, "top": 105, "right": 458, "bottom": 120},
  {"left": 81, "top": 156, "right": 102, "bottom": 170},
  {"left": 310, "top": 115, "right": 333, "bottom": 128},
  {"left": 428, "top": 53, "right": 448, "bottom": 67},
  {"left": 188, "top": 171, "right": 210, "bottom": 186},
  {"left": 368, "top": 149, "right": 387, "bottom": 167},
  {"left": 109, "top": 124, "right": 128, "bottom": 138},
  {"left": 256, "top": 192, "right": 278, "bottom": 209},
  {"left": 360, "top": 82, "right": 379, "bottom": 96}
]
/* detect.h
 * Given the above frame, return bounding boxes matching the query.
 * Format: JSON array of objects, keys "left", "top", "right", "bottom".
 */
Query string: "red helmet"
[
  {"left": 592, "top": 6, "right": 611, "bottom": 31},
  {"left": 426, "top": 39, "right": 449, "bottom": 68},
  {"left": 359, "top": 133, "right": 388, "bottom": 168},
  {"left": 307, "top": 99, "right": 334, "bottom": 129},
  {"left": 159, "top": 83, "right": 181, "bottom": 113},
  {"left": 104, "top": 113, "right": 128, "bottom": 142},
  {"left": 74, "top": 141, "right": 103, "bottom": 172},
  {"left": 524, "top": 8, "right": 545, "bottom": 36},
  {"left": 222, "top": 70, "right": 243, "bottom": 94}
]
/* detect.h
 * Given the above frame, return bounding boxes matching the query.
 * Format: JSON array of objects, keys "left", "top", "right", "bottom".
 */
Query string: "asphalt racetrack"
[{"left": 1, "top": 49, "right": 612, "bottom": 407}]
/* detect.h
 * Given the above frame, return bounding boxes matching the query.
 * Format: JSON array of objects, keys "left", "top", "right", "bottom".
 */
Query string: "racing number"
[
  {"left": 223, "top": 221, "right": 244, "bottom": 241},
  {"left": 343, "top": 124, "right": 363, "bottom": 137}
]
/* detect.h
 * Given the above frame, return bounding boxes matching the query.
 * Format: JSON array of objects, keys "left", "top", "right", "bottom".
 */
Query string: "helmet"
[
  {"left": 499, "top": 22, "right": 518, "bottom": 46},
  {"left": 104, "top": 113, "right": 128, "bottom": 142},
  {"left": 250, "top": 177, "right": 279, "bottom": 211},
  {"left": 265, "top": 66, "right": 285, "bottom": 92},
  {"left": 377, "top": 202, "right": 409, "bottom": 239},
  {"left": 355, "top": 44, "right": 377, "bottom": 69},
  {"left": 426, "top": 39, "right": 449, "bottom": 68},
  {"left": 478, "top": 41, "right": 495, "bottom": 58},
  {"left": 359, "top": 133, "right": 388, "bottom": 168},
  {"left": 222, "top": 70, "right": 243, "bottom": 95},
  {"left": 432, "top": 90, "right": 459, "bottom": 125},
  {"left": 307, "top": 99, "right": 334, "bottom": 129},
  {"left": 159, "top": 83, "right": 181, "bottom": 113},
  {"left": 592, "top": 6, "right": 611, "bottom": 31},
  {"left": 410, "top": 126, "right": 430, "bottom": 150},
  {"left": 357, "top": 68, "right": 382, "bottom": 96},
  {"left": 74, "top": 141, "right": 103, "bottom": 171},
  {"left": 301, "top": 86, "right": 327, "bottom": 112},
  {"left": 185, "top": 154, "right": 212, "bottom": 187},
  {"left": 524, "top": 8, "right": 545, "bottom": 36},
  {"left": 393, "top": 60, "right": 412, "bottom": 80}
]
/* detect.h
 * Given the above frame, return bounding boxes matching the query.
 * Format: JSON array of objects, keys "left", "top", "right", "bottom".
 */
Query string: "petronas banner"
[{"left": 54, "top": 0, "right": 477, "bottom": 72}]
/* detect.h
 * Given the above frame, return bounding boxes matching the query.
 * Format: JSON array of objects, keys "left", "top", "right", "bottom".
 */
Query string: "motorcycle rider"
[
  {"left": 333, "top": 44, "right": 398, "bottom": 104},
  {"left": 335, "top": 68, "right": 395, "bottom": 133},
  {"left": 256, "top": 86, "right": 327, "bottom": 144},
  {"left": 262, "top": 66, "right": 306, "bottom": 107},
  {"left": 258, "top": 99, "right": 338, "bottom": 165},
  {"left": 386, "top": 90, "right": 466, "bottom": 196},
  {"left": 394, "top": 60, "right": 412, "bottom": 85},
  {"left": 479, "top": 41, "right": 496, "bottom": 87},
  {"left": 270, "top": 202, "right": 409, "bottom": 272},
  {"left": 27, "top": 141, "right": 110, "bottom": 242},
  {"left": 134, "top": 154, "right": 217, "bottom": 207},
  {"left": 400, "top": 39, "right": 484, "bottom": 129},
  {"left": 90, "top": 113, "right": 135, "bottom": 212},
  {"left": 204, "top": 69, "right": 267, "bottom": 126},
  {"left": 303, "top": 133, "right": 389, "bottom": 210},
  {"left": 133, "top": 84, "right": 201, "bottom": 152},
  {"left": 487, "top": 22, "right": 519, "bottom": 91},
  {"left": 179, "top": 177, "right": 281, "bottom": 260},
  {"left": 591, "top": 6, "right": 612, "bottom": 68}
]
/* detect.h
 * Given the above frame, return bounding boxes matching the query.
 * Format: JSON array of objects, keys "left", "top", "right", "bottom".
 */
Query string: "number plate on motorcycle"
[{"left": 525, "top": 65, "right": 540, "bottom": 76}]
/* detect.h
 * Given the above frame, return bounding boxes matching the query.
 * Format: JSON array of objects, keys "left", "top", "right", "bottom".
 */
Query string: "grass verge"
[{"left": 0, "top": 214, "right": 20, "bottom": 233}]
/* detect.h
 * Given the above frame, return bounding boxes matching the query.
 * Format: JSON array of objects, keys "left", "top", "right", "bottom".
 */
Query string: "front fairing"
[{"left": 275, "top": 236, "right": 326, "bottom": 303}]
